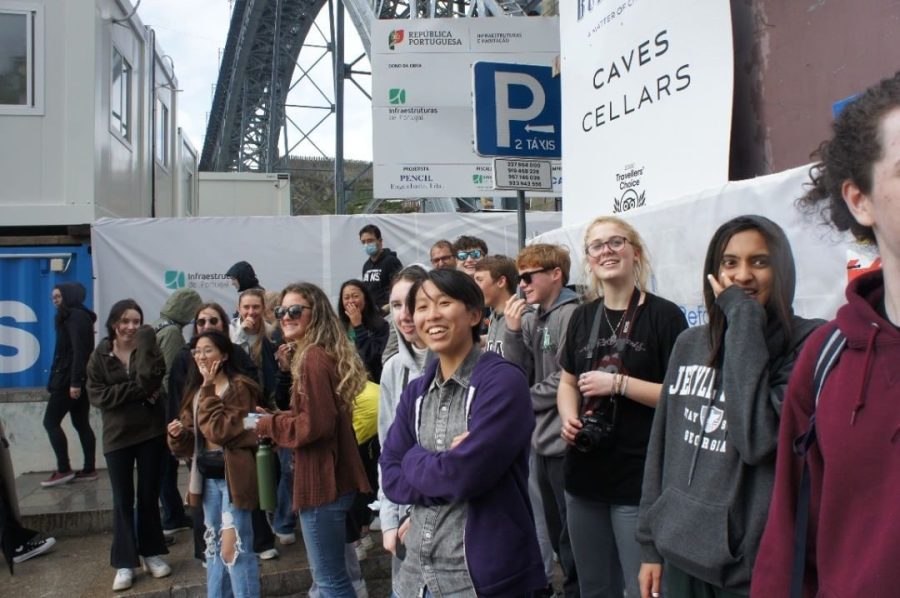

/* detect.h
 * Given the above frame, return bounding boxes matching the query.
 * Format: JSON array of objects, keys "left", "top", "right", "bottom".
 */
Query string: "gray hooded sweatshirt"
[
  {"left": 636, "top": 285, "right": 822, "bottom": 592},
  {"left": 503, "top": 287, "right": 580, "bottom": 456},
  {"left": 377, "top": 319, "right": 434, "bottom": 531}
]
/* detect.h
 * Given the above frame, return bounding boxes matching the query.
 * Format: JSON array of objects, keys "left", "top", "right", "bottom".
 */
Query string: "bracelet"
[
  {"left": 613, "top": 373, "right": 622, "bottom": 396},
  {"left": 621, "top": 375, "right": 629, "bottom": 397}
]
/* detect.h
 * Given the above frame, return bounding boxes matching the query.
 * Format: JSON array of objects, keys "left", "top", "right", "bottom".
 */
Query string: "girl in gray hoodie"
[
  {"left": 636, "top": 215, "right": 822, "bottom": 597},
  {"left": 377, "top": 266, "right": 432, "bottom": 563}
]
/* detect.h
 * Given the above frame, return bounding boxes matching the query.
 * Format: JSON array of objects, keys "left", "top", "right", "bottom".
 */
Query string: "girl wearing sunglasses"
[
  {"left": 557, "top": 216, "right": 688, "bottom": 598},
  {"left": 253, "top": 283, "right": 371, "bottom": 596}
]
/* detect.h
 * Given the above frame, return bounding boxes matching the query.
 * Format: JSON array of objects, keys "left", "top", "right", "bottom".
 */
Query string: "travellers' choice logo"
[
  {"left": 389, "top": 88, "right": 406, "bottom": 105},
  {"left": 164, "top": 270, "right": 186, "bottom": 290},
  {"left": 388, "top": 29, "right": 405, "bottom": 50},
  {"left": 613, "top": 163, "right": 647, "bottom": 213}
]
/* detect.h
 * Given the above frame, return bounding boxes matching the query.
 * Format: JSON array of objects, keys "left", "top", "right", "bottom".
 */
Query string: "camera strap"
[{"left": 584, "top": 287, "right": 642, "bottom": 362}]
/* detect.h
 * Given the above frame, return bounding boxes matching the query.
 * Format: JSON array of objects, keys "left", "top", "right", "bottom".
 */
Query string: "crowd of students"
[{"left": 3, "top": 72, "right": 898, "bottom": 597}]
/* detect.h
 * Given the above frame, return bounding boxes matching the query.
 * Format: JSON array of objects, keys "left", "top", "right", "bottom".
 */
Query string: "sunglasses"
[
  {"left": 274, "top": 304, "right": 310, "bottom": 320},
  {"left": 519, "top": 267, "right": 552, "bottom": 285},
  {"left": 457, "top": 249, "right": 483, "bottom": 261},
  {"left": 195, "top": 317, "right": 220, "bottom": 328}
]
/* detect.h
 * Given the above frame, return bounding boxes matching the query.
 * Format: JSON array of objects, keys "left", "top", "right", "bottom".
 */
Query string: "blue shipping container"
[{"left": 0, "top": 245, "right": 94, "bottom": 389}]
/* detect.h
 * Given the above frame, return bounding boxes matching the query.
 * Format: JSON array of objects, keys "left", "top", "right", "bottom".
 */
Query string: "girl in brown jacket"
[
  {"left": 251, "top": 282, "right": 370, "bottom": 597},
  {"left": 167, "top": 330, "right": 262, "bottom": 598}
]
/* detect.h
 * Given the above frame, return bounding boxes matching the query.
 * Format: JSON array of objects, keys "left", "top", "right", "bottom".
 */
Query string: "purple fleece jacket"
[{"left": 380, "top": 350, "right": 547, "bottom": 596}]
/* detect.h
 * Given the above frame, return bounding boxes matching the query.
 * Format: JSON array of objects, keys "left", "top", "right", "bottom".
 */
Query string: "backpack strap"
[
  {"left": 154, "top": 318, "right": 177, "bottom": 334},
  {"left": 790, "top": 327, "right": 846, "bottom": 598}
]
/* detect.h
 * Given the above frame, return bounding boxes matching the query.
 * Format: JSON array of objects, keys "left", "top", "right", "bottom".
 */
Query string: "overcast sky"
[{"left": 137, "top": 0, "right": 374, "bottom": 161}]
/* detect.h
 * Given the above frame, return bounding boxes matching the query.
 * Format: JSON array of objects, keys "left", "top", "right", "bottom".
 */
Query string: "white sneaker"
[
  {"left": 141, "top": 555, "right": 172, "bottom": 578},
  {"left": 276, "top": 531, "right": 296, "bottom": 545},
  {"left": 257, "top": 547, "right": 279, "bottom": 560},
  {"left": 112, "top": 568, "right": 133, "bottom": 591}
]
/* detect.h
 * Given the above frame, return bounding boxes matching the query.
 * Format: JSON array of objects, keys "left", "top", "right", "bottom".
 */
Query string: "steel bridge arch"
[{"left": 200, "top": 0, "right": 542, "bottom": 189}]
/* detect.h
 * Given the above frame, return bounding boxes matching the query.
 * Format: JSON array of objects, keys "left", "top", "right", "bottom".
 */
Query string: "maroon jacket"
[{"left": 752, "top": 270, "right": 900, "bottom": 597}]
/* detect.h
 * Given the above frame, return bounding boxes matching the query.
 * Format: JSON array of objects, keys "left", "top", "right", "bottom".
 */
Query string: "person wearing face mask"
[
  {"left": 635, "top": 216, "right": 822, "bottom": 598},
  {"left": 359, "top": 224, "right": 403, "bottom": 310}
]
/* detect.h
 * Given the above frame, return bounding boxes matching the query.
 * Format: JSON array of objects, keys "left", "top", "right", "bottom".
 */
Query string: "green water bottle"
[{"left": 256, "top": 440, "right": 277, "bottom": 511}]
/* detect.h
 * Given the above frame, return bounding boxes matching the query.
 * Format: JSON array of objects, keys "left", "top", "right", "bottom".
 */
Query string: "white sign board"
[
  {"left": 90, "top": 212, "right": 562, "bottom": 327},
  {"left": 493, "top": 159, "right": 553, "bottom": 191},
  {"left": 372, "top": 18, "right": 561, "bottom": 198},
  {"left": 559, "top": 0, "right": 733, "bottom": 228},
  {"left": 533, "top": 165, "right": 863, "bottom": 325}
]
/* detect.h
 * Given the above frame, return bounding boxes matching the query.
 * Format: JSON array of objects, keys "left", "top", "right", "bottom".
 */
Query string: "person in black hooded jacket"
[
  {"left": 41, "top": 282, "right": 98, "bottom": 488},
  {"left": 225, "top": 261, "right": 261, "bottom": 293}
]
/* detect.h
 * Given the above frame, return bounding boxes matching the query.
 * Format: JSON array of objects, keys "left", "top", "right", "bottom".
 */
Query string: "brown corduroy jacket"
[{"left": 256, "top": 345, "right": 370, "bottom": 511}]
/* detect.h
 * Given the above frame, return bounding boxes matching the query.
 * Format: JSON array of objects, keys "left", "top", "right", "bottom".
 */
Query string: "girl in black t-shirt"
[{"left": 558, "top": 216, "right": 687, "bottom": 598}]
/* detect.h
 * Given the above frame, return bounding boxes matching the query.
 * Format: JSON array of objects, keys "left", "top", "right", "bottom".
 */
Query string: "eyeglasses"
[
  {"left": 431, "top": 254, "right": 455, "bottom": 265},
  {"left": 195, "top": 317, "right": 220, "bottom": 328},
  {"left": 191, "top": 347, "right": 218, "bottom": 357},
  {"left": 274, "top": 304, "right": 310, "bottom": 320},
  {"left": 457, "top": 249, "right": 483, "bottom": 261},
  {"left": 585, "top": 236, "right": 631, "bottom": 257},
  {"left": 519, "top": 267, "right": 552, "bottom": 285}
]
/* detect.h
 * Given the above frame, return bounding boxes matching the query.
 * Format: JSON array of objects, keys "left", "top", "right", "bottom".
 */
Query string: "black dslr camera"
[{"left": 575, "top": 399, "right": 616, "bottom": 453}]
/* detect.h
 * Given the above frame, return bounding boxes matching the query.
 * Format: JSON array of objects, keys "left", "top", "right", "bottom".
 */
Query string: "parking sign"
[{"left": 473, "top": 61, "right": 561, "bottom": 159}]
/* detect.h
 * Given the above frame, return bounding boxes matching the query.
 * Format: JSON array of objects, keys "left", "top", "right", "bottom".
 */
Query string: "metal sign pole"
[{"left": 517, "top": 189, "right": 526, "bottom": 249}]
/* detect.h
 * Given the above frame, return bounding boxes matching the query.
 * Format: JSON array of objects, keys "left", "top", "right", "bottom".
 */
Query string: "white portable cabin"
[{"left": 0, "top": 0, "right": 196, "bottom": 226}]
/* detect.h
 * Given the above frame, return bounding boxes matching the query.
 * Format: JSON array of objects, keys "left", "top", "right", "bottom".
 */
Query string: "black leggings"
[
  {"left": 104, "top": 436, "right": 168, "bottom": 568},
  {"left": 43, "top": 388, "right": 95, "bottom": 473}
]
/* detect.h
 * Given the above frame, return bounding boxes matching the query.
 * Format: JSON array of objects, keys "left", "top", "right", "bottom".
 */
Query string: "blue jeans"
[
  {"left": 203, "top": 477, "right": 260, "bottom": 598},
  {"left": 274, "top": 448, "right": 297, "bottom": 534},
  {"left": 299, "top": 492, "right": 355, "bottom": 597}
]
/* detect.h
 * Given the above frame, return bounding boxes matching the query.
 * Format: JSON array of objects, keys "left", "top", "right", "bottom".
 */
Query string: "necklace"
[{"left": 603, "top": 306, "right": 625, "bottom": 341}]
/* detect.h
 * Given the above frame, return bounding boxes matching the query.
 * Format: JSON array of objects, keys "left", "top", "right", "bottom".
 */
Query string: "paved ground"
[{"left": 8, "top": 471, "right": 391, "bottom": 597}]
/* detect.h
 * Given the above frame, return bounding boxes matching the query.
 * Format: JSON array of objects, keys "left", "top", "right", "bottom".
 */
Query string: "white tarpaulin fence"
[
  {"left": 90, "top": 212, "right": 562, "bottom": 325},
  {"left": 533, "top": 164, "right": 871, "bottom": 324}
]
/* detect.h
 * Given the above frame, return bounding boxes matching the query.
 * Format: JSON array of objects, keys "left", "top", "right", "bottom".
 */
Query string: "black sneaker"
[{"left": 12, "top": 535, "right": 56, "bottom": 564}]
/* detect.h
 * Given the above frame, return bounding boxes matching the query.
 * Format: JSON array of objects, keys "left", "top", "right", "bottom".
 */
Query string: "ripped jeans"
[{"left": 203, "top": 477, "right": 260, "bottom": 598}]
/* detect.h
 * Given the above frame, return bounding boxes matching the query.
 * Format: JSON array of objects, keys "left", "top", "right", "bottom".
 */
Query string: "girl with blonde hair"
[
  {"left": 557, "top": 215, "right": 687, "bottom": 598},
  {"left": 251, "top": 282, "right": 370, "bottom": 596}
]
